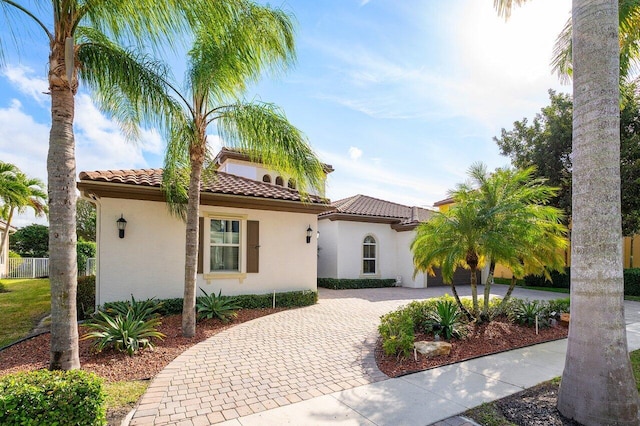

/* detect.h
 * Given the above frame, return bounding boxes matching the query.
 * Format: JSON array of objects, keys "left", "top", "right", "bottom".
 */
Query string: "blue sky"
[{"left": 0, "top": 0, "right": 571, "bottom": 227}]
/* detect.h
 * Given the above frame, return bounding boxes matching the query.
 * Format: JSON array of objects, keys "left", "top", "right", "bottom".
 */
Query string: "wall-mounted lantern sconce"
[
  {"left": 116, "top": 214, "right": 127, "bottom": 239},
  {"left": 306, "top": 225, "right": 313, "bottom": 244}
]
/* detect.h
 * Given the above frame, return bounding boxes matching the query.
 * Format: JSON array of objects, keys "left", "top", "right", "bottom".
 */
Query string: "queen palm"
[
  {"left": 551, "top": 0, "right": 640, "bottom": 85},
  {"left": 496, "top": 0, "right": 640, "bottom": 423},
  {"left": 158, "top": 6, "right": 325, "bottom": 337},
  {"left": 0, "top": 0, "right": 242, "bottom": 370}
]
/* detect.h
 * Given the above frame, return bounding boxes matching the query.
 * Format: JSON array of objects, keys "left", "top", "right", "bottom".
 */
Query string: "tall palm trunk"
[
  {"left": 450, "top": 283, "right": 473, "bottom": 321},
  {"left": 48, "top": 37, "right": 80, "bottom": 370},
  {"left": 557, "top": 0, "right": 639, "bottom": 422},
  {"left": 182, "top": 132, "right": 206, "bottom": 338}
]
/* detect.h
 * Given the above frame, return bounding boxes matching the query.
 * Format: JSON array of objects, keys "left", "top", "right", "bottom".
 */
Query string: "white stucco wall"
[
  {"left": 395, "top": 230, "right": 426, "bottom": 288},
  {"left": 96, "top": 197, "right": 318, "bottom": 305},
  {"left": 317, "top": 219, "right": 426, "bottom": 287}
]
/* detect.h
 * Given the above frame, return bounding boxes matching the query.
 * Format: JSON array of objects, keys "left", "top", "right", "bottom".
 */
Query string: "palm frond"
[{"left": 216, "top": 102, "right": 325, "bottom": 196}]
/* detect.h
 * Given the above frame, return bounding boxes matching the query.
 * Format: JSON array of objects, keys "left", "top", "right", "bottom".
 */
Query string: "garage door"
[{"left": 426, "top": 267, "right": 478, "bottom": 287}]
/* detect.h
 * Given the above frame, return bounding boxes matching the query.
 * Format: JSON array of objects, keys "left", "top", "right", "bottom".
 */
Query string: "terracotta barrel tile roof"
[
  {"left": 321, "top": 194, "right": 433, "bottom": 223},
  {"left": 78, "top": 168, "right": 327, "bottom": 204}
]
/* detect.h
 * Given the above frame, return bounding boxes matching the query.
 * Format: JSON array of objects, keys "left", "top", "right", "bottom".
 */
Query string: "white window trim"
[
  {"left": 361, "top": 234, "right": 380, "bottom": 278},
  {"left": 203, "top": 214, "right": 248, "bottom": 280}
]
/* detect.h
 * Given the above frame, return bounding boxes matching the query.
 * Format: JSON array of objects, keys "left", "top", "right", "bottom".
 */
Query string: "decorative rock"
[{"left": 413, "top": 341, "right": 452, "bottom": 358}]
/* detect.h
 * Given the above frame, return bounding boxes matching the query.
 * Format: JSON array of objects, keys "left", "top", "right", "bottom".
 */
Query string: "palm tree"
[
  {"left": 551, "top": 0, "right": 640, "bottom": 85},
  {"left": 496, "top": 0, "right": 640, "bottom": 423},
  {"left": 411, "top": 199, "right": 482, "bottom": 320},
  {"left": 455, "top": 164, "right": 567, "bottom": 319},
  {"left": 412, "top": 163, "right": 566, "bottom": 322},
  {"left": 156, "top": 6, "right": 326, "bottom": 337},
  {"left": 0, "top": 163, "right": 48, "bottom": 262},
  {"left": 0, "top": 0, "right": 240, "bottom": 370},
  {"left": 0, "top": 164, "right": 48, "bottom": 260}
]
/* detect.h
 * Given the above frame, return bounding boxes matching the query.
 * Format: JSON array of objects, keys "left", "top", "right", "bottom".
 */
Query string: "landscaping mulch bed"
[
  {"left": 0, "top": 308, "right": 284, "bottom": 382},
  {"left": 375, "top": 317, "right": 568, "bottom": 378},
  {"left": 465, "top": 380, "right": 581, "bottom": 425}
]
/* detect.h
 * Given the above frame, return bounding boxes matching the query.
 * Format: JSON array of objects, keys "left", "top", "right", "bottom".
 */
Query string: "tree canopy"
[
  {"left": 412, "top": 163, "right": 567, "bottom": 321},
  {"left": 494, "top": 89, "right": 640, "bottom": 235},
  {"left": 10, "top": 224, "right": 49, "bottom": 258}
]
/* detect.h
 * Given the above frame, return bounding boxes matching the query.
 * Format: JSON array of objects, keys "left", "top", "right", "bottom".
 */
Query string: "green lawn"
[
  {"left": 0, "top": 278, "right": 50, "bottom": 347},
  {"left": 516, "top": 285, "right": 640, "bottom": 302}
]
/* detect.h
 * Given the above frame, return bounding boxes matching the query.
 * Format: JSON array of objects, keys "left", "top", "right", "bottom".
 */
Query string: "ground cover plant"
[
  {"left": 0, "top": 279, "right": 50, "bottom": 348},
  {"left": 377, "top": 295, "right": 570, "bottom": 377}
]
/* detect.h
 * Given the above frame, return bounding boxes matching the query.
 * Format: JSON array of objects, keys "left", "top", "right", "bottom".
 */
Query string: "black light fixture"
[
  {"left": 306, "top": 225, "right": 313, "bottom": 244},
  {"left": 116, "top": 214, "right": 127, "bottom": 239}
]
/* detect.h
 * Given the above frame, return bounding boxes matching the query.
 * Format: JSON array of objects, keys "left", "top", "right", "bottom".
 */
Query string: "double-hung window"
[{"left": 210, "top": 219, "right": 241, "bottom": 272}]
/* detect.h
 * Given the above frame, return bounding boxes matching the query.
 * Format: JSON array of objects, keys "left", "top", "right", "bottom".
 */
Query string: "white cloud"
[
  {"left": 319, "top": 149, "right": 449, "bottom": 206},
  {"left": 348, "top": 146, "right": 362, "bottom": 160},
  {"left": 2, "top": 65, "right": 49, "bottom": 105}
]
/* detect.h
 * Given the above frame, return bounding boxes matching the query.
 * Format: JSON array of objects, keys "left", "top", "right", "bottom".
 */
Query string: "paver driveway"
[{"left": 129, "top": 285, "right": 569, "bottom": 425}]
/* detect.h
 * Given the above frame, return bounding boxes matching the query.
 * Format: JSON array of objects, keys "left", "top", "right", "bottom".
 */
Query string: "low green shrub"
[
  {"left": 224, "top": 290, "right": 317, "bottom": 309},
  {"left": 157, "top": 298, "right": 183, "bottom": 316},
  {"left": 625, "top": 269, "right": 640, "bottom": 296},
  {"left": 379, "top": 309, "right": 414, "bottom": 357},
  {"left": 77, "top": 275, "right": 96, "bottom": 320},
  {"left": 103, "top": 295, "right": 163, "bottom": 321},
  {"left": 546, "top": 298, "right": 570, "bottom": 314},
  {"left": 523, "top": 268, "right": 570, "bottom": 289},
  {"left": 82, "top": 310, "right": 165, "bottom": 356},
  {"left": 0, "top": 370, "right": 106, "bottom": 425},
  {"left": 196, "top": 289, "right": 240, "bottom": 322},
  {"left": 317, "top": 278, "right": 396, "bottom": 290}
]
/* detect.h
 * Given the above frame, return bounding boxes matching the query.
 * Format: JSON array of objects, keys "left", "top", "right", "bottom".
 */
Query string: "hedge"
[
  {"left": 523, "top": 267, "right": 640, "bottom": 296},
  {"left": 317, "top": 278, "right": 396, "bottom": 290},
  {"left": 523, "top": 268, "right": 571, "bottom": 289},
  {"left": 104, "top": 290, "right": 318, "bottom": 316},
  {"left": 77, "top": 275, "right": 96, "bottom": 320},
  {"left": 0, "top": 370, "right": 106, "bottom": 426},
  {"left": 625, "top": 268, "right": 640, "bottom": 296}
]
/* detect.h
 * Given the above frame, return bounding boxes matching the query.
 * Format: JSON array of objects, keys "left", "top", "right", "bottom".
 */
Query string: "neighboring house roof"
[
  {"left": 433, "top": 196, "right": 454, "bottom": 207},
  {"left": 213, "top": 147, "right": 335, "bottom": 174},
  {"left": 77, "top": 169, "right": 331, "bottom": 214},
  {"left": 319, "top": 194, "right": 434, "bottom": 231}
]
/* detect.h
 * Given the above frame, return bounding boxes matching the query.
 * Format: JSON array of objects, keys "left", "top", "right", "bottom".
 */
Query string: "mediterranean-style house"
[
  {"left": 0, "top": 219, "right": 17, "bottom": 278},
  {"left": 77, "top": 148, "right": 332, "bottom": 305},
  {"left": 317, "top": 195, "right": 478, "bottom": 288}
]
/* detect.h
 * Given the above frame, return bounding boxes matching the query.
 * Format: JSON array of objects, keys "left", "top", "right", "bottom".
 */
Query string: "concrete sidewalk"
[{"left": 216, "top": 324, "right": 640, "bottom": 426}]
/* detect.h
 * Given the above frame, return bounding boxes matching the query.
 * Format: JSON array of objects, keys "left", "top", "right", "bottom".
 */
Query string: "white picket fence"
[{"left": 3, "top": 257, "right": 96, "bottom": 279}]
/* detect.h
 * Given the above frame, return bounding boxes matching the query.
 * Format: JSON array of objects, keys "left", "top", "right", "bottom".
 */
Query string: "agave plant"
[
  {"left": 196, "top": 289, "right": 241, "bottom": 322},
  {"left": 104, "top": 295, "right": 163, "bottom": 321},
  {"left": 428, "top": 299, "right": 466, "bottom": 340},
  {"left": 510, "top": 299, "right": 548, "bottom": 327},
  {"left": 82, "top": 310, "right": 165, "bottom": 356}
]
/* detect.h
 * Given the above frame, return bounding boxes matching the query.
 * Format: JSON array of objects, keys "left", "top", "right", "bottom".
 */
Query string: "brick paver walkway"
[{"left": 129, "top": 286, "right": 566, "bottom": 425}]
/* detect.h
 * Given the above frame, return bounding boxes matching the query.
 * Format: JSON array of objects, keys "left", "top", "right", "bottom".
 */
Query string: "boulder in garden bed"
[{"left": 414, "top": 341, "right": 452, "bottom": 358}]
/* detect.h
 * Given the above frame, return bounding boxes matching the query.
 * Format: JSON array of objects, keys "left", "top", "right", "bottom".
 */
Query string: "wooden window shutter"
[
  {"left": 247, "top": 220, "right": 259, "bottom": 273},
  {"left": 197, "top": 217, "right": 204, "bottom": 274}
]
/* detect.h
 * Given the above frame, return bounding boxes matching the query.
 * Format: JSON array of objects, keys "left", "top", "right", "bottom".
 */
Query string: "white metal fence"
[{"left": 3, "top": 257, "right": 96, "bottom": 279}]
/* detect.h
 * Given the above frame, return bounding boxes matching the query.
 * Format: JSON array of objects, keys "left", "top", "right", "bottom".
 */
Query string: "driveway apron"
[{"left": 129, "top": 285, "right": 578, "bottom": 425}]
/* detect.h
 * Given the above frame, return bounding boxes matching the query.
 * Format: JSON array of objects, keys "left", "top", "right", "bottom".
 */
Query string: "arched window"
[
  {"left": 275, "top": 176, "right": 284, "bottom": 186},
  {"left": 287, "top": 179, "right": 296, "bottom": 189},
  {"left": 262, "top": 174, "right": 271, "bottom": 183},
  {"left": 363, "top": 235, "right": 376, "bottom": 274}
]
